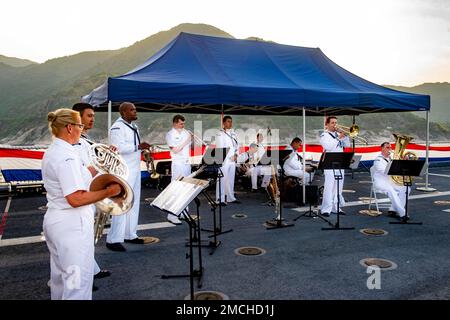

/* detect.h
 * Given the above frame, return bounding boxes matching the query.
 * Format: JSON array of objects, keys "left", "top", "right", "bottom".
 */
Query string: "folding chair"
[{"left": 368, "top": 166, "right": 391, "bottom": 213}]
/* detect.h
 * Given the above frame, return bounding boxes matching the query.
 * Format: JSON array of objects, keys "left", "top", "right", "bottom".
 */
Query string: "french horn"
[{"left": 88, "top": 143, "right": 134, "bottom": 243}]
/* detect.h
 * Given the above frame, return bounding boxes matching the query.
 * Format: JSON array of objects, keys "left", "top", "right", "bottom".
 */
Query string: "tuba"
[
  {"left": 390, "top": 133, "right": 418, "bottom": 186},
  {"left": 142, "top": 147, "right": 160, "bottom": 179},
  {"left": 88, "top": 143, "right": 134, "bottom": 244}
]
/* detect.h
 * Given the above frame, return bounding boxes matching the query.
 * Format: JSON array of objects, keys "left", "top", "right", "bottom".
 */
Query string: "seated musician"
[
  {"left": 371, "top": 142, "right": 410, "bottom": 222},
  {"left": 283, "top": 137, "right": 314, "bottom": 185},
  {"left": 237, "top": 143, "right": 261, "bottom": 192}
]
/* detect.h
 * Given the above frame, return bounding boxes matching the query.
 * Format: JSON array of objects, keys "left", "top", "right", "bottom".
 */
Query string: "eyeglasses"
[{"left": 67, "top": 123, "right": 84, "bottom": 129}]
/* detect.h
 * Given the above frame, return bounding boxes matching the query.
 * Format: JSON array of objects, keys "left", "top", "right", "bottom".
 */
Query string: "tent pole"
[
  {"left": 302, "top": 107, "right": 306, "bottom": 203},
  {"left": 108, "top": 100, "right": 112, "bottom": 141},
  {"left": 417, "top": 110, "right": 436, "bottom": 192}
]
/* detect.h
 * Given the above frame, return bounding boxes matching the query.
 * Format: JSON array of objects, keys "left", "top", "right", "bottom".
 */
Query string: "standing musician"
[
  {"left": 42, "top": 108, "right": 121, "bottom": 300},
  {"left": 319, "top": 116, "right": 350, "bottom": 217},
  {"left": 283, "top": 137, "right": 314, "bottom": 184},
  {"left": 72, "top": 103, "right": 112, "bottom": 281},
  {"left": 165, "top": 114, "right": 192, "bottom": 225},
  {"left": 371, "top": 142, "right": 410, "bottom": 222},
  {"left": 215, "top": 115, "right": 240, "bottom": 205},
  {"left": 106, "top": 102, "right": 151, "bottom": 251}
]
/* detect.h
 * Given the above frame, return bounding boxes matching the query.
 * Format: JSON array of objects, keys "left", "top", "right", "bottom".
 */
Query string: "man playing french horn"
[
  {"left": 165, "top": 114, "right": 193, "bottom": 225},
  {"left": 72, "top": 103, "right": 112, "bottom": 281}
]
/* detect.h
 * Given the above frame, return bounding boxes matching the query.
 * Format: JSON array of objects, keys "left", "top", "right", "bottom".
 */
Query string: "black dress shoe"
[
  {"left": 332, "top": 211, "right": 346, "bottom": 215},
  {"left": 321, "top": 212, "right": 330, "bottom": 217},
  {"left": 106, "top": 242, "right": 126, "bottom": 252},
  {"left": 400, "top": 215, "right": 410, "bottom": 223},
  {"left": 94, "top": 270, "right": 111, "bottom": 279},
  {"left": 388, "top": 211, "right": 398, "bottom": 218},
  {"left": 124, "top": 238, "right": 145, "bottom": 244},
  {"left": 217, "top": 202, "right": 227, "bottom": 206}
]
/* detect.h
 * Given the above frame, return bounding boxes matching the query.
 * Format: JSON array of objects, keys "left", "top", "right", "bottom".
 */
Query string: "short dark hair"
[
  {"left": 72, "top": 102, "right": 94, "bottom": 116},
  {"left": 173, "top": 114, "right": 185, "bottom": 123},
  {"left": 325, "top": 116, "right": 337, "bottom": 124},
  {"left": 222, "top": 115, "right": 232, "bottom": 123},
  {"left": 381, "top": 142, "right": 390, "bottom": 148},
  {"left": 291, "top": 137, "right": 302, "bottom": 145},
  {"left": 257, "top": 133, "right": 263, "bottom": 139}
]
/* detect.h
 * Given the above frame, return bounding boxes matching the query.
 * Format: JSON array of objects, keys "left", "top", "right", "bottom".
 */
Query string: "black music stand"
[
  {"left": 197, "top": 147, "right": 233, "bottom": 237},
  {"left": 151, "top": 177, "right": 209, "bottom": 300},
  {"left": 387, "top": 159, "right": 425, "bottom": 225},
  {"left": 320, "top": 152, "right": 355, "bottom": 231},
  {"left": 259, "top": 149, "right": 295, "bottom": 230}
]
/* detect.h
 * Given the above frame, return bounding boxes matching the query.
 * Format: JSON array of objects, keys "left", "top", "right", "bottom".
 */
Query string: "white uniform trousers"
[
  {"left": 216, "top": 162, "right": 236, "bottom": 202},
  {"left": 43, "top": 208, "right": 94, "bottom": 300},
  {"left": 246, "top": 166, "right": 272, "bottom": 189},
  {"left": 89, "top": 206, "right": 101, "bottom": 275},
  {"left": 283, "top": 169, "right": 314, "bottom": 185},
  {"left": 171, "top": 162, "right": 191, "bottom": 181},
  {"left": 170, "top": 162, "right": 191, "bottom": 217},
  {"left": 107, "top": 170, "right": 141, "bottom": 243},
  {"left": 374, "top": 181, "right": 408, "bottom": 217},
  {"left": 321, "top": 169, "right": 345, "bottom": 214}
]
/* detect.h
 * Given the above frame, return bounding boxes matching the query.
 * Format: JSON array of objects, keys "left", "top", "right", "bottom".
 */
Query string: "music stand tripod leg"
[
  {"left": 204, "top": 167, "right": 233, "bottom": 236},
  {"left": 389, "top": 181, "right": 422, "bottom": 225},
  {"left": 322, "top": 170, "right": 355, "bottom": 231},
  {"left": 161, "top": 207, "right": 203, "bottom": 298}
]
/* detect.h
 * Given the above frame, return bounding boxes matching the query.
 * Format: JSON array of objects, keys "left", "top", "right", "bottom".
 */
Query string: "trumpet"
[{"left": 336, "top": 124, "right": 368, "bottom": 145}]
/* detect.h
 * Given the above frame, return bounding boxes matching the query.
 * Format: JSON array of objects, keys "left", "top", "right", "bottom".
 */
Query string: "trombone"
[
  {"left": 336, "top": 124, "right": 368, "bottom": 145},
  {"left": 185, "top": 129, "right": 208, "bottom": 146}
]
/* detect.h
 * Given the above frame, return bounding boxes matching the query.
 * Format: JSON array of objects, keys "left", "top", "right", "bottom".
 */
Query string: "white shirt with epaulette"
[
  {"left": 320, "top": 130, "right": 351, "bottom": 152},
  {"left": 109, "top": 117, "right": 141, "bottom": 169},
  {"left": 215, "top": 129, "right": 239, "bottom": 163},
  {"left": 166, "top": 128, "right": 190, "bottom": 164}
]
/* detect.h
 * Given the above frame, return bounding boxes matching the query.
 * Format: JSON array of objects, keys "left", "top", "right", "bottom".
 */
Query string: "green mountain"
[
  {"left": 0, "top": 54, "right": 37, "bottom": 67},
  {"left": 0, "top": 23, "right": 448, "bottom": 146},
  {"left": 386, "top": 82, "right": 450, "bottom": 124}
]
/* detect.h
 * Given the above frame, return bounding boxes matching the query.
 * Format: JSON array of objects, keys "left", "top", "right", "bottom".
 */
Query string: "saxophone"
[{"left": 266, "top": 165, "right": 281, "bottom": 221}]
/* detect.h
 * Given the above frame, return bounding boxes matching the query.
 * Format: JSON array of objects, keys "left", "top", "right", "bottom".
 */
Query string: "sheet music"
[
  {"left": 151, "top": 178, "right": 209, "bottom": 217},
  {"left": 349, "top": 154, "right": 362, "bottom": 170}
]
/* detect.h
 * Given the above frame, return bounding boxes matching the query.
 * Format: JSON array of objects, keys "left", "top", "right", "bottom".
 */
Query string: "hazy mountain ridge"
[
  {"left": 0, "top": 23, "right": 448, "bottom": 146},
  {"left": 0, "top": 54, "right": 37, "bottom": 67}
]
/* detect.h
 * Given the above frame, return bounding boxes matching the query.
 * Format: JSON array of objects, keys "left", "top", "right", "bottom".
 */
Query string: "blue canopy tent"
[{"left": 82, "top": 32, "right": 434, "bottom": 191}]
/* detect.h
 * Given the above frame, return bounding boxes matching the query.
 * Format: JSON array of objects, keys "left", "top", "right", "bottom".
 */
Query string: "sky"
[{"left": 1, "top": 0, "right": 449, "bottom": 87}]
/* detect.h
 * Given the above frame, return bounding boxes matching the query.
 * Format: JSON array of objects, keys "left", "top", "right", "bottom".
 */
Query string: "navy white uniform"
[
  {"left": 215, "top": 129, "right": 238, "bottom": 202},
  {"left": 283, "top": 146, "right": 314, "bottom": 184},
  {"left": 319, "top": 130, "right": 351, "bottom": 214},
  {"left": 42, "top": 138, "right": 94, "bottom": 300},
  {"left": 166, "top": 128, "right": 191, "bottom": 181},
  {"left": 237, "top": 150, "right": 259, "bottom": 189},
  {"left": 371, "top": 153, "right": 409, "bottom": 217},
  {"left": 255, "top": 144, "right": 271, "bottom": 188},
  {"left": 107, "top": 117, "right": 141, "bottom": 243},
  {"left": 75, "top": 134, "right": 101, "bottom": 276}
]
